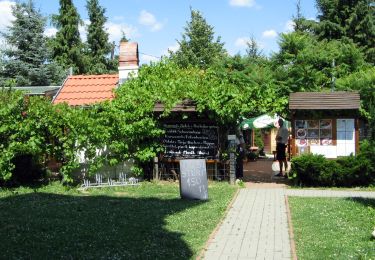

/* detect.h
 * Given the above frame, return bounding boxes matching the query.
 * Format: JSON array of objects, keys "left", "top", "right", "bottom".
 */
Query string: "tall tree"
[
  {"left": 0, "top": 0, "right": 64, "bottom": 86},
  {"left": 336, "top": 67, "right": 375, "bottom": 121},
  {"left": 315, "top": 0, "right": 375, "bottom": 63},
  {"left": 51, "top": 0, "right": 85, "bottom": 74},
  {"left": 272, "top": 32, "right": 366, "bottom": 97},
  {"left": 170, "top": 9, "right": 226, "bottom": 69},
  {"left": 292, "top": 0, "right": 317, "bottom": 33},
  {"left": 86, "top": 0, "right": 114, "bottom": 74},
  {"left": 245, "top": 37, "right": 263, "bottom": 60}
]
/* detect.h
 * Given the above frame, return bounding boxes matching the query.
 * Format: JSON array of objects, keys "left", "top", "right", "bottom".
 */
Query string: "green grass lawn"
[
  {"left": 288, "top": 186, "right": 375, "bottom": 191},
  {"left": 289, "top": 197, "right": 375, "bottom": 260},
  {"left": 0, "top": 181, "right": 237, "bottom": 259}
]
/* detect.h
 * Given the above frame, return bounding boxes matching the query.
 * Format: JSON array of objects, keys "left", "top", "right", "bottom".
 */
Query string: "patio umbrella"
[{"left": 240, "top": 114, "right": 286, "bottom": 130}]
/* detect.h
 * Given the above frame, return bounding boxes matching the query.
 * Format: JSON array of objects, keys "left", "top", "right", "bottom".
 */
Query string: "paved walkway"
[{"left": 202, "top": 184, "right": 375, "bottom": 260}]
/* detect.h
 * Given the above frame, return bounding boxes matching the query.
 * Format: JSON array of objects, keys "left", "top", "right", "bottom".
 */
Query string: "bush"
[
  {"left": 335, "top": 155, "right": 374, "bottom": 187},
  {"left": 290, "top": 154, "right": 339, "bottom": 186},
  {"left": 254, "top": 129, "right": 264, "bottom": 149},
  {"left": 358, "top": 140, "right": 375, "bottom": 167},
  {"left": 10, "top": 154, "right": 45, "bottom": 185},
  {"left": 247, "top": 151, "right": 258, "bottom": 161},
  {"left": 290, "top": 142, "right": 375, "bottom": 187}
]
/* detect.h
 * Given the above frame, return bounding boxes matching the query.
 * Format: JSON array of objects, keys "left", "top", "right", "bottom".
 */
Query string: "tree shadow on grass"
[
  {"left": 0, "top": 192, "right": 204, "bottom": 259},
  {"left": 345, "top": 197, "right": 375, "bottom": 244},
  {"left": 345, "top": 197, "right": 375, "bottom": 208}
]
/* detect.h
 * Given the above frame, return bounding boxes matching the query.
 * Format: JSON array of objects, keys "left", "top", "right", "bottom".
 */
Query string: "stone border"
[{"left": 285, "top": 195, "right": 298, "bottom": 260}]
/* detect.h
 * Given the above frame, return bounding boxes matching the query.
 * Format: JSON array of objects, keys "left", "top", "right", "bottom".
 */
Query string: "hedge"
[{"left": 290, "top": 140, "right": 375, "bottom": 187}]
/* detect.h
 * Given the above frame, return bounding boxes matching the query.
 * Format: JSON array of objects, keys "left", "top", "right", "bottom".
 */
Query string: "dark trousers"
[{"left": 235, "top": 146, "right": 244, "bottom": 178}]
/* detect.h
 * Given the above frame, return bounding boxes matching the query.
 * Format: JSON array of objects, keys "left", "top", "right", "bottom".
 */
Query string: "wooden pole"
[{"left": 252, "top": 129, "right": 255, "bottom": 147}]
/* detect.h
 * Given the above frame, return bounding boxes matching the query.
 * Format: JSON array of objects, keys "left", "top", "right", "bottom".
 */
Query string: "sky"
[{"left": 0, "top": 0, "right": 318, "bottom": 64}]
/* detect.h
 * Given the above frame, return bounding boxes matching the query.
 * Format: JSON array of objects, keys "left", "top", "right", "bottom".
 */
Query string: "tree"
[
  {"left": 245, "top": 37, "right": 263, "bottom": 60},
  {"left": 0, "top": 0, "right": 64, "bottom": 86},
  {"left": 336, "top": 67, "right": 375, "bottom": 120},
  {"left": 314, "top": 0, "right": 375, "bottom": 63},
  {"left": 120, "top": 31, "right": 129, "bottom": 42},
  {"left": 73, "top": 59, "right": 283, "bottom": 176},
  {"left": 170, "top": 9, "right": 226, "bottom": 69},
  {"left": 51, "top": 0, "right": 85, "bottom": 74},
  {"left": 86, "top": 0, "right": 115, "bottom": 74},
  {"left": 0, "top": 84, "right": 110, "bottom": 183},
  {"left": 271, "top": 32, "right": 367, "bottom": 112},
  {"left": 292, "top": 0, "right": 318, "bottom": 33}
]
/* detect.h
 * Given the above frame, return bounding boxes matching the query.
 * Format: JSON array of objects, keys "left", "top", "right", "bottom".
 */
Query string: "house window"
[{"left": 336, "top": 119, "right": 355, "bottom": 156}]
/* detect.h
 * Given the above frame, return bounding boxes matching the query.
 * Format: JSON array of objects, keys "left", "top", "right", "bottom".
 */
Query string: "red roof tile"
[{"left": 53, "top": 74, "right": 119, "bottom": 106}]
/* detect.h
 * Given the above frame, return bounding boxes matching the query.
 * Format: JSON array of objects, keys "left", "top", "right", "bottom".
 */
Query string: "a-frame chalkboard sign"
[{"left": 179, "top": 159, "right": 208, "bottom": 200}]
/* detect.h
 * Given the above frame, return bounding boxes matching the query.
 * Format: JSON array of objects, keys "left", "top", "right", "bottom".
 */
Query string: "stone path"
[{"left": 202, "top": 184, "right": 375, "bottom": 260}]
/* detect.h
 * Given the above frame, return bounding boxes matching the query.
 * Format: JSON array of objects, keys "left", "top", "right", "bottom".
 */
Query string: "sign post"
[
  {"left": 179, "top": 159, "right": 208, "bottom": 200},
  {"left": 153, "top": 156, "right": 159, "bottom": 180},
  {"left": 227, "top": 135, "right": 236, "bottom": 185}
]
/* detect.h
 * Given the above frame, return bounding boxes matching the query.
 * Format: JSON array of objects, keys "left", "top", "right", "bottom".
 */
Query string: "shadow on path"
[{"left": 243, "top": 158, "right": 291, "bottom": 184}]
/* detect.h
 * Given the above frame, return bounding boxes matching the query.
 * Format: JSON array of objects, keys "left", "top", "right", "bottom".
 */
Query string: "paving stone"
[{"left": 202, "top": 184, "right": 375, "bottom": 260}]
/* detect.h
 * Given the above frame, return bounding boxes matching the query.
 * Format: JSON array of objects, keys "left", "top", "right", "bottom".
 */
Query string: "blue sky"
[{"left": 0, "top": 0, "right": 318, "bottom": 64}]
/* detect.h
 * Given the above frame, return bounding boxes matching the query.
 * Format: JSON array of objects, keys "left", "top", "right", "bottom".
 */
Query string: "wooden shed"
[{"left": 289, "top": 91, "right": 360, "bottom": 158}]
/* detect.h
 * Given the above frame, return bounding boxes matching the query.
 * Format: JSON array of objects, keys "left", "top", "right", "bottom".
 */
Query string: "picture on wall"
[
  {"left": 296, "top": 138, "right": 307, "bottom": 147},
  {"left": 307, "top": 129, "right": 319, "bottom": 138},
  {"left": 320, "top": 129, "right": 332, "bottom": 138},
  {"left": 309, "top": 139, "right": 320, "bottom": 145},
  {"left": 321, "top": 138, "right": 332, "bottom": 146},
  {"left": 295, "top": 119, "right": 333, "bottom": 146},
  {"left": 295, "top": 120, "right": 306, "bottom": 129},
  {"left": 320, "top": 119, "right": 332, "bottom": 129},
  {"left": 307, "top": 120, "right": 319, "bottom": 129},
  {"left": 296, "top": 128, "right": 307, "bottom": 138}
]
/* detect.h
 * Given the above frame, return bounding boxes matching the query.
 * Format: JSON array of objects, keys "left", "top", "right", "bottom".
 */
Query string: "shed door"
[{"left": 336, "top": 119, "right": 355, "bottom": 156}]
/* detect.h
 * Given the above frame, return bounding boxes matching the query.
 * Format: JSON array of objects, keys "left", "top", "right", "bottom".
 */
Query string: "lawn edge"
[
  {"left": 196, "top": 187, "right": 240, "bottom": 260},
  {"left": 285, "top": 195, "right": 298, "bottom": 260}
]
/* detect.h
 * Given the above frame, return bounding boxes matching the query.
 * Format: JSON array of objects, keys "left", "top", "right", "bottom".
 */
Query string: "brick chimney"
[{"left": 118, "top": 41, "right": 139, "bottom": 84}]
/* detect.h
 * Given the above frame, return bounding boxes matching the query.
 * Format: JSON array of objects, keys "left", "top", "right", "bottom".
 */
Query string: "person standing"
[
  {"left": 275, "top": 118, "right": 288, "bottom": 177},
  {"left": 235, "top": 129, "right": 245, "bottom": 179}
]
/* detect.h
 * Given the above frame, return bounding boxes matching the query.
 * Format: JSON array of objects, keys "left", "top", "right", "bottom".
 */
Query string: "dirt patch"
[{"left": 114, "top": 192, "right": 131, "bottom": 197}]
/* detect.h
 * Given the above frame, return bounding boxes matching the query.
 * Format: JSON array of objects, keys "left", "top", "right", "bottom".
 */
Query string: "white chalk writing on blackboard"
[{"left": 163, "top": 123, "right": 218, "bottom": 159}]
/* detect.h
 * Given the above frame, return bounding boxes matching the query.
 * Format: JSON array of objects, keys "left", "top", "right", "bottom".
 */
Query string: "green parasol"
[{"left": 240, "top": 114, "right": 289, "bottom": 130}]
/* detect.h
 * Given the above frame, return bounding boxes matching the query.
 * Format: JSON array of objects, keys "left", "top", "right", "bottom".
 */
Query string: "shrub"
[
  {"left": 290, "top": 143, "right": 375, "bottom": 187},
  {"left": 336, "top": 154, "right": 374, "bottom": 187},
  {"left": 358, "top": 140, "right": 375, "bottom": 167},
  {"left": 290, "top": 154, "right": 339, "bottom": 186},
  {"left": 0, "top": 89, "right": 110, "bottom": 184},
  {"left": 10, "top": 154, "right": 45, "bottom": 185},
  {"left": 247, "top": 151, "right": 258, "bottom": 161}
]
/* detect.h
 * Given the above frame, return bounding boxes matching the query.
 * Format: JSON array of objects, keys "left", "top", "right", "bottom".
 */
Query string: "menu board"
[
  {"left": 295, "top": 119, "right": 332, "bottom": 147},
  {"left": 179, "top": 159, "right": 208, "bottom": 200},
  {"left": 163, "top": 123, "right": 219, "bottom": 159}
]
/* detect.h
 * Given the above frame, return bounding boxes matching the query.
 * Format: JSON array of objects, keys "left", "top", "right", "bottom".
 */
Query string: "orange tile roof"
[{"left": 53, "top": 74, "right": 119, "bottom": 106}]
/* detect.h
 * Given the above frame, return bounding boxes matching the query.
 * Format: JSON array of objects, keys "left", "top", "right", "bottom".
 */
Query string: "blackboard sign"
[
  {"left": 179, "top": 159, "right": 208, "bottom": 200},
  {"left": 163, "top": 123, "right": 218, "bottom": 159}
]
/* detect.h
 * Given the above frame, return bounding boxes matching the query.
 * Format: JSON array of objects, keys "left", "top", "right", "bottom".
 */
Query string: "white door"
[{"left": 336, "top": 119, "right": 355, "bottom": 156}]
